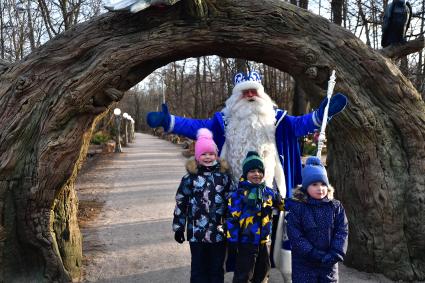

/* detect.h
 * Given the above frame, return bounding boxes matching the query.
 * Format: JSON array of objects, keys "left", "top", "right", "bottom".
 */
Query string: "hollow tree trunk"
[{"left": 0, "top": 0, "right": 424, "bottom": 281}]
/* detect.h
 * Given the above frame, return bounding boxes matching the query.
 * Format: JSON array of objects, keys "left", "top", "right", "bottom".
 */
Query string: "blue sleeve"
[
  {"left": 170, "top": 115, "right": 215, "bottom": 140},
  {"left": 172, "top": 175, "right": 191, "bottom": 232},
  {"left": 330, "top": 203, "right": 349, "bottom": 260},
  {"left": 282, "top": 113, "right": 318, "bottom": 138},
  {"left": 218, "top": 174, "right": 234, "bottom": 223},
  {"left": 224, "top": 175, "right": 235, "bottom": 200},
  {"left": 286, "top": 203, "right": 315, "bottom": 256}
]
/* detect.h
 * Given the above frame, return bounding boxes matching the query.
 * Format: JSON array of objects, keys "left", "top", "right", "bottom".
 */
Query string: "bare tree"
[
  {"left": 0, "top": 1, "right": 5, "bottom": 59},
  {"left": 1, "top": 0, "right": 425, "bottom": 281},
  {"left": 331, "top": 0, "right": 344, "bottom": 25}
]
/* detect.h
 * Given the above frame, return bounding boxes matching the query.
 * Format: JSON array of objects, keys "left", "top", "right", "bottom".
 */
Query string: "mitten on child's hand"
[
  {"left": 321, "top": 252, "right": 340, "bottom": 266},
  {"left": 174, "top": 231, "right": 185, "bottom": 244},
  {"left": 310, "top": 248, "right": 326, "bottom": 263}
]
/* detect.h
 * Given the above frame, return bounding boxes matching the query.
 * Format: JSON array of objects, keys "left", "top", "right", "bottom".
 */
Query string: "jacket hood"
[
  {"left": 185, "top": 157, "right": 230, "bottom": 174},
  {"left": 292, "top": 184, "right": 334, "bottom": 202}
]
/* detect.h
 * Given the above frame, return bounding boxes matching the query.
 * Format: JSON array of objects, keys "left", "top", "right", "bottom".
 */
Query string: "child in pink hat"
[
  {"left": 195, "top": 128, "right": 219, "bottom": 166},
  {"left": 172, "top": 128, "right": 234, "bottom": 283}
]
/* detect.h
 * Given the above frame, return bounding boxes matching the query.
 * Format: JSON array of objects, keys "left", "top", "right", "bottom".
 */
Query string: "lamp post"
[
  {"left": 130, "top": 118, "right": 135, "bottom": 142},
  {"left": 127, "top": 116, "right": 134, "bottom": 143},
  {"left": 123, "top": 112, "right": 129, "bottom": 146},
  {"left": 127, "top": 115, "right": 132, "bottom": 143},
  {"left": 126, "top": 113, "right": 131, "bottom": 145},
  {"left": 113, "top": 108, "right": 122, "bottom": 153}
]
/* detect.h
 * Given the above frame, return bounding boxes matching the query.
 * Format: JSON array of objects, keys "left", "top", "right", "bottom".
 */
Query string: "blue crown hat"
[
  {"left": 233, "top": 71, "right": 262, "bottom": 85},
  {"left": 232, "top": 70, "right": 264, "bottom": 95},
  {"left": 301, "top": 156, "right": 329, "bottom": 190}
]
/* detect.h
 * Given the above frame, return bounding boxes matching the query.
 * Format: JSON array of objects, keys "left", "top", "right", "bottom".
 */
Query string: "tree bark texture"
[{"left": 0, "top": 0, "right": 424, "bottom": 281}]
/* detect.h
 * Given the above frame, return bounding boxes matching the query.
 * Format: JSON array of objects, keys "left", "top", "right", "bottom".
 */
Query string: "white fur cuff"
[
  {"left": 312, "top": 111, "right": 322, "bottom": 127},
  {"left": 168, "top": 115, "right": 175, "bottom": 132}
]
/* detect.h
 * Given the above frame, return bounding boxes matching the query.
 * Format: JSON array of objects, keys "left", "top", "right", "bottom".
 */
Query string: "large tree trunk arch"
[{"left": 0, "top": 0, "right": 424, "bottom": 281}]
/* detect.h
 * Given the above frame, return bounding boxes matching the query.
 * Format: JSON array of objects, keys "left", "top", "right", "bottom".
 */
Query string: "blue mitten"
[
  {"left": 321, "top": 252, "right": 341, "bottom": 266},
  {"left": 310, "top": 248, "right": 326, "bottom": 263},
  {"left": 314, "top": 93, "right": 348, "bottom": 124},
  {"left": 146, "top": 103, "right": 171, "bottom": 131}
]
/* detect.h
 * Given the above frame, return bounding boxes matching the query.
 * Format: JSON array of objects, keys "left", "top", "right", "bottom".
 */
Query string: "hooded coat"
[
  {"left": 172, "top": 158, "right": 233, "bottom": 243},
  {"left": 286, "top": 186, "right": 349, "bottom": 282}
]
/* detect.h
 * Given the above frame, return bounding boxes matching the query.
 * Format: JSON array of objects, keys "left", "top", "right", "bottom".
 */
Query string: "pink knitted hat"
[{"left": 195, "top": 128, "right": 218, "bottom": 161}]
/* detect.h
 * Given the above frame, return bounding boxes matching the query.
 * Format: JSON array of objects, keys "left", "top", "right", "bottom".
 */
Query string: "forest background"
[{"left": 1, "top": 0, "right": 424, "bottom": 139}]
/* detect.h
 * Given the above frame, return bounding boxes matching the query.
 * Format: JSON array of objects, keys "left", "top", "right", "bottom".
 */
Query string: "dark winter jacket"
[
  {"left": 286, "top": 186, "right": 348, "bottom": 270},
  {"left": 172, "top": 158, "right": 233, "bottom": 243},
  {"left": 226, "top": 180, "right": 284, "bottom": 245}
]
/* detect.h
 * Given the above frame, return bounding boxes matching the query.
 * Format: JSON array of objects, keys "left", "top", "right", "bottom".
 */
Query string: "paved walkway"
[{"left": 76, "top": 133, "right": 392, "bottom": 283}]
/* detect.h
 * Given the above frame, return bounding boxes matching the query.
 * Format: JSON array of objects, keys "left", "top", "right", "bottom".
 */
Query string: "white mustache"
[{"left": 230, "top": 96, "right": 273, "bottom": 119}]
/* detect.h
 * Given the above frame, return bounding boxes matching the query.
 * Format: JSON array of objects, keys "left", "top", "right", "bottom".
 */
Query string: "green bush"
[
  {"left": 91, "top": 131, "right": 110, "bottom": 145},
  {"left": 303, "top": 142, "right": 317, "bottom": 156}
]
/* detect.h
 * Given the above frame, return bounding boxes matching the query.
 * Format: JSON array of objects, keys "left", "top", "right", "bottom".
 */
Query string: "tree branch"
[
  {"left": 380, "top": 37, "right": 425, "bottom": 59},
  {"left": 0, "top": 58, "right": 10, "bottom": 74},
  {"left": 182, "top": 0, "right": 208, "bottom": 19}
]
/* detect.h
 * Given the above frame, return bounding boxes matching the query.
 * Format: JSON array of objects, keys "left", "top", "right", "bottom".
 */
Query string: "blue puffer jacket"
[{"left": 286, "top": 187, "right": 348, "bottom": 282}]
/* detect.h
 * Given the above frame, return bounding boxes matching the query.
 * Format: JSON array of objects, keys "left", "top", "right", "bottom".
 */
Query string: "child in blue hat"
[{"left": 286, "top": 156, "right": 349, "bottom": 283}]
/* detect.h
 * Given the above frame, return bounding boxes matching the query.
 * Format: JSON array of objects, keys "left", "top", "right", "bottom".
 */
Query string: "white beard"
[{"left": 221, "top": 90, "right": 282, "bottom": 189}]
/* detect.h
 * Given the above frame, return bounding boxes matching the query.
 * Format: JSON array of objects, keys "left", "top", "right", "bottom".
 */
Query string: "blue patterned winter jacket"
[{"left": 172, "top": 159, "right": 233, "bottom": 243}]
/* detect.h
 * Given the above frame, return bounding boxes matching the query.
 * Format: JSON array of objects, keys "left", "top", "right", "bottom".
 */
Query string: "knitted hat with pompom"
[
  {"left": 242, "top": 151, "right": 265, "bottom": 177},
  {"left": 302, "top": 156, "right": 329, "bottom": 190},
  {"left": 194, "top": 128, "right": 218, "bottom": 161}
]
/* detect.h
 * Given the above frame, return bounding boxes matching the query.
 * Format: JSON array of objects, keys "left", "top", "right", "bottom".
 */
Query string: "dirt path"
[{"left": 76, "top": 133, "right": 394, "bottom": 283}]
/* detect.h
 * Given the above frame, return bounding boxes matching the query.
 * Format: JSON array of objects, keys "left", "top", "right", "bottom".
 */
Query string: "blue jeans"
[{"left": 190, "top": 242, "right": 226, "bottom": 283}]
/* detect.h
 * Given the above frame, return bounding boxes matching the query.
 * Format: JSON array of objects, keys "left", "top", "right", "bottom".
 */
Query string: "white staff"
[{"left": 316, "top": 70, "right": 336, "bottom": 158}]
